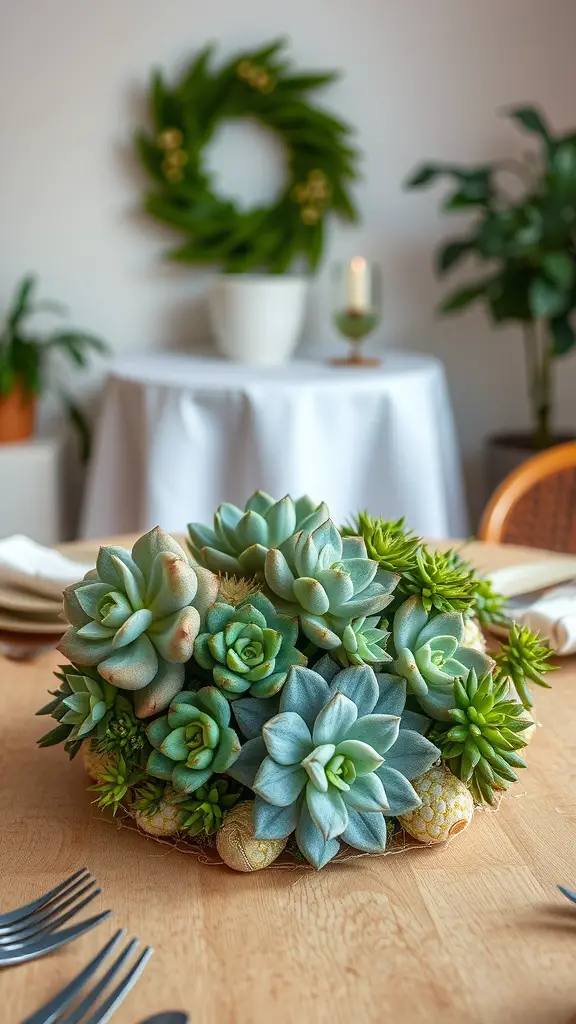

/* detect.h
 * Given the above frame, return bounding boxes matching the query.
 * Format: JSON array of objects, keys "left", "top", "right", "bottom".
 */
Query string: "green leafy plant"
[
  {"left": 407, "top": 105, "right": 576, "bottom": 448},
  {"left": 136, "top": 39, "right": 360, "bottom": 273},
  {"left": 494, "top": 623, "right": 556, "bottom": 707},
  {"left": 430, "top": 669, "right": 530, "bottom": 805},
  {"left": 89, "top": 754, "right": 145, "bottom": 816},
  {"left": 0, "top": 275, "right": 108, "bottom": 458}
]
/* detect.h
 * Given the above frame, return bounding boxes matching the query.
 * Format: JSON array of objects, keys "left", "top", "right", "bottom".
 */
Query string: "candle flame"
[{"left": 350, "top": 256, "right": 367, "bottom": 271}]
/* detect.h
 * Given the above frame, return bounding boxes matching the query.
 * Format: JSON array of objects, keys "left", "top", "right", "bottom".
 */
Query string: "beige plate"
[
  {"left": 0, "top": 583, "right": 62, "bottom": 616},
  {"left": 0, "top": 609, "right": 65, "bottom": 634}
]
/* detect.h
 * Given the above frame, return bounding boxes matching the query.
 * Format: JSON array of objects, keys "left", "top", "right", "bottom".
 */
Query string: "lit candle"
[{"left": 347, "top": 256, "right": 369, "bottom": 314}]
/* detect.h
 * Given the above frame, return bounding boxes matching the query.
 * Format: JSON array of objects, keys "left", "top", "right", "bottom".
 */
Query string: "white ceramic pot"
[{"left": 208, "top": 274, "right": 308, "bottom": 366}]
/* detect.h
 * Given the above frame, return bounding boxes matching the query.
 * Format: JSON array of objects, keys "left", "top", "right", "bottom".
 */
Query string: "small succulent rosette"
[{"left": 37, "top": 495, "right": 555, "bottom": 871}]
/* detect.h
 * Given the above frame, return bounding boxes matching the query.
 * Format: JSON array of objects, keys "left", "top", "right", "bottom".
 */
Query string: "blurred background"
[{"left": 1, "top": 0, "right": 576, "bottom": 544}]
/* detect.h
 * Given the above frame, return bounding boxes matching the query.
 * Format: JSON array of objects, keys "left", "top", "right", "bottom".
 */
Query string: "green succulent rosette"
[
  {"left": 37, "top": 664, "right": 116, "bottom": 755},
  {"left": 392, "top": 596, "right": 494, "bottom": 720},
  {"left": 334, "top": 616, "right": 391, "bottom": 667},
  {"left": 265, "top": 519, "right": 399, "bottom": 650},
  {"left": 430, "top": 669, "right": 531, "bottom": 805},
  {"left": 146, "top": 687, "right": 241, "bottom": 794},
  {"left": 194, "top": 592, "right": 306, "bottom": 698},
  {"left": 229, "top": 662, "right": 439, "bottom": 868},
  {"left": 60, "top": 527, "right": 218, "bottom": 717},
  {"left": 188, "top": 491, "right": 329, "bottom": 577}
]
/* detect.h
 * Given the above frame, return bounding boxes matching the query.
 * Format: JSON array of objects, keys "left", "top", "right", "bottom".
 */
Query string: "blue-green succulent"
[
  {"left": 228, "top": 662, "right": 439, "bottom": 868},
  {"left": 188, "top": 491, "right": 329, "bottom": 577},
  {"left": 392, "top": 596, "right": 494, "bottom": 720},
  {"left": 335, "top": 615, "right": 391, "bottom": 667},
  {"left": 265, "top": 519, "right": 398, "bottom": 651},
  {"left": 146, "top": 687, "right": 241, "bottom": 794},
  {"left": 194, "top": 592, "right": 306, "bottom": 698},
  {"left": 60, "top": 527, "right": 219, "bottom": 717}
]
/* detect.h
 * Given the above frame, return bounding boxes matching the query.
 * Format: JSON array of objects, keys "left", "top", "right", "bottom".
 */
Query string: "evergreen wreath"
[{"left": 136, "top": 39, "right": 360, "bottom": 273}]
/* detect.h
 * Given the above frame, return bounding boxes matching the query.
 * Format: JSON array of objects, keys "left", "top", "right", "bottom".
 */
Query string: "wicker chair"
[{"left": 478, "top": 442, "right": 576, "bottom": 552}]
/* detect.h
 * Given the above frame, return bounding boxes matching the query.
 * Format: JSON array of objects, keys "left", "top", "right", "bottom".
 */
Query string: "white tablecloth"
[{"left": 80, "top": 353, "right": 468, "bottom": 540}]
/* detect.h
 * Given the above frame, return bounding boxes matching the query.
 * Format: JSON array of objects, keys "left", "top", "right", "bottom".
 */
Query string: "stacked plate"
[{"left": 0, "top": 535, "right": 94, "bottom": 656}]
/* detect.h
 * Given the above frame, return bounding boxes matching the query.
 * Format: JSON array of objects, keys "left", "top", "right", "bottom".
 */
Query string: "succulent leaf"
[{"left": 59, "top": 527, "right": 215, "bottom": 707}]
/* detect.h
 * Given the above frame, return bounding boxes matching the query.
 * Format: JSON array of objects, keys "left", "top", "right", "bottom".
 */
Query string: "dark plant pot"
[{"left": 485, "top": 430, "right": 576, "bottom": 497}]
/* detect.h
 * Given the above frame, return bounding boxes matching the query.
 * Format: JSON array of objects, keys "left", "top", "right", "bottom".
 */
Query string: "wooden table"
[{"left": 1, "top": 540, "right": 576, "bottom": 1024}]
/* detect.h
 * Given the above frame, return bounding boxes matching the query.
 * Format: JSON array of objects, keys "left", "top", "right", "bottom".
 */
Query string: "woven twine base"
[{"left": 90, "top": 798, "right": 504, "bottom": 872}]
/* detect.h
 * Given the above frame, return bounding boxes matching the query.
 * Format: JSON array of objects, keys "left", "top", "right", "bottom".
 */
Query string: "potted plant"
[
  {"left": 0, "top": 275, "right": 108, "bottom": 454},
  {"left": 136, "top": 39, "right": 360, "bottom": 365},
  {"left": 406, "top": 106, "right": 576, "bottom": 489}
]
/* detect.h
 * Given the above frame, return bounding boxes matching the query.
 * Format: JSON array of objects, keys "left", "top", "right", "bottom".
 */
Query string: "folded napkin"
[
  {"left": 504, "top": 582, "right": 576, "bottom": 656},
  {"left": 0, "top": 535, "right": 93, "bottom": 590}
]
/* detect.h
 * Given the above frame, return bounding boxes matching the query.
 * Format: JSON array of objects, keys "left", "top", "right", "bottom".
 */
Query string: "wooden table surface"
[{"left": 1, "top": 539, "right": 576, "bottom": 1024}]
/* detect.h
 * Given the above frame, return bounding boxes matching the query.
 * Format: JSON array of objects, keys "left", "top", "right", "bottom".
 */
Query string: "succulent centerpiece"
[{"left": 37, "top": 495, "right": 555, "bottom": 871}]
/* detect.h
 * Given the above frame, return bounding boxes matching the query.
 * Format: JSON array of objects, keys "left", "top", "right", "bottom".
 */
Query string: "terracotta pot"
[
  {"left": 0, "top": 381, "right": 36, "bottom": 443},
  {"left": 485, "top": 430, "right": 576, "bottom": 496}
]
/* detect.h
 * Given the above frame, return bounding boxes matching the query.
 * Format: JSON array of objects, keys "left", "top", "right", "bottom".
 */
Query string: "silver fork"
[
  {"left": 0, "top": 869, "right": 111, "bottom": 966},
  {"left": 22, "top": 929, "right": 153, "bottom": 1024}
]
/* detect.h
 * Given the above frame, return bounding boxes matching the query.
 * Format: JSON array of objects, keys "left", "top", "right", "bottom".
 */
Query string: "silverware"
[
  {"left": 22, "top": 929, "right": 153, "bottom": 1024},
  {"left": 558, "top": 884, "right": 576, "bottom": 903},
  {"left": 138, "top": 1016, "right": 188, "bottom": 1024},
  {"left": 0, "top": 868, "right": 111, "bottom": 966}
]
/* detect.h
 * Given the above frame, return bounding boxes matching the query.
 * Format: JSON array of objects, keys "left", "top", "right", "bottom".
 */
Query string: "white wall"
[{"left": 1, "top": 0, "right": 576, "bottom": 526}]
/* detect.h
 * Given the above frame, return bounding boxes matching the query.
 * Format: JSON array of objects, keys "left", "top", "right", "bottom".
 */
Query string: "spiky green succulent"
[
  {"left": 146, "top": 687, "right": 241, "bottom": 794},
  {"left": 131, "top": 778, "right": 167, "bottom": 817},
  {"left": 36, "top": 665, "right": 116, "bottom": 757},
  {"left": 401, "top": 546, "right": 478, "bottom": 614},
  {"left": 94, "top": 696, "right": 148, "bottom": 761},
  {"left": 265, "top": 519, "right": 399, "bottom": 651},
  {"left": 229, "top": 662, "right": 439, "bottom": 868},
  {"left": 334, "top": 616, "right": 391, "bottom": 667},
  {"left": 89, "top": 754, "right": 144, "bottom": 816},
  {"left": 494, "top": 624, "right": 555, "bottom": 708},
  {"left": 176, "top": 780, "right": 243, "bottom": 835},
  {"left": 60, "top": 527, "right": 218, "bottom": 717},
  {"left": 430, "top": 669, "right": 530, "bottom": 805},
  {"left": 392, "top": 596, "right": 494, "bottom": 719},
  {"left": 188, "top": 491, "right": 329, "bottom": 577},
  {"left": 442, "top": 549, "right": 508, "bottom": 626},
  {"left": 345, "top": 513, "right": 420, "bottom": 575},
  {"left": 194, "top": 592, "right": 306, "bottom": 698}
]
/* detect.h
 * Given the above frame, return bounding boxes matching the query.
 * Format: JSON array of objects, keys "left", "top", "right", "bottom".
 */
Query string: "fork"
[
  {"left": 22, "top": 929, "right": 153, "bottom": 1024},
  {"left": 558, "top": 884, "right": 576, "bottom": 904},
  {"left": 0, "top": 869, "right": 111, "bottom": 966}
]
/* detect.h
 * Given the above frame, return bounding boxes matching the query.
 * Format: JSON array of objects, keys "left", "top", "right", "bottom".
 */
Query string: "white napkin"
[
  {"left": 505, "top": 582, "right": 576, "bottom": 656},
  {"left": 0, "top": 535, "right": 93, "bottom": 588}
]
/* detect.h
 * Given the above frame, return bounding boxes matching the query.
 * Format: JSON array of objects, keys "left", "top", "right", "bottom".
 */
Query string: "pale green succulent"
[
  {"left": 194, "top": 592, "right": 306, "bottom": 698},
  {"left": 334, "top": 616, "right": 391, "bottom": 667},
  {"left": 229, "top": 662, "right": 440, "bottom": 868},
  {"left": 36, "top": 664, "right": 116, "bottom": 756},
  {"left": 392, "top": 595, "right": 494, "bottom": 720},
  {"left": 188, "top": 491, "right": 329, "bottom": 577},
  {"left": 265, "top": 519, "right": 398, "bottom": 650},
  {"left": 146, "top": 687, "right": 241, "bottom": 794},
  {"left": 60, "top": 527, "right": 218, "bottom": 717}
]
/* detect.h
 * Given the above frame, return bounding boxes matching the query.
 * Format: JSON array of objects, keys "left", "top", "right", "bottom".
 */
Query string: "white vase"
[{"left": 208, "top": 274, "right": 308, "bottom": 366}]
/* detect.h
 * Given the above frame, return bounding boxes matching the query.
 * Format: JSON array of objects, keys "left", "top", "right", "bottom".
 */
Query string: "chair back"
[{"left": 478, "top": 441, "right": 576, "bottom": 551}]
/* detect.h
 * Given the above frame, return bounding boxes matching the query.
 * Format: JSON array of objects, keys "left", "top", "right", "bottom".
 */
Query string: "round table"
[{"left": 80, "top": 352, "right": 468, "bottom": 539}]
